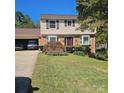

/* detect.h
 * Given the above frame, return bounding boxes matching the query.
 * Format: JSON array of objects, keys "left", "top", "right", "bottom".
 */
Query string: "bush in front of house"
[
  {"left": 65, "top": 45, "right": 90, "bottom": 54},
  {"left": 43, "top": 41, "right": 65, "bottom": 54},
  {"left": 95, "top": 52, "right": 107, "bottom": 61},
  {"left": 74, "top": 46, "right": 83, "bottom": 51},
  {"left": 95, "top": 48, "right": 108, "bottom": 61},
  {"left": 47, "top": 51, "right": 68, "bottom": 56},
  {"left": 89, "top": 48, "right": 108, "bottom": 61},
  {"left": 65, "top": 46, "right": 75, "bottom": 53},
  {"left": 75, "top": 45, "right": 90, "bottom": 55},
  {"left": 88, "top": 53, "right": 96, "bottom": 58},
  {"left": 73, "top": 51, "right": 85, "bottom": 56},
  {"left": 39, "top": 45, "right": 44, "bottom": 51},
  {"left": 82, "top": 45, "right": 91, "bottom": 54}
]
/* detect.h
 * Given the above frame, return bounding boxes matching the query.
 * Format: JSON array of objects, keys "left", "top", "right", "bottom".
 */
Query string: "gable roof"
[
  {"left": 15, "top": 28, "right": 40, "bottom": 39},
  {"left": 41, "top": 14, "right": 78, "bottom": 20}
]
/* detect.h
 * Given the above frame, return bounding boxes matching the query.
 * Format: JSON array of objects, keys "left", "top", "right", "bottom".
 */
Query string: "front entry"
[{"left": 64, "top": 37, "right": 73, "bottom": 46}]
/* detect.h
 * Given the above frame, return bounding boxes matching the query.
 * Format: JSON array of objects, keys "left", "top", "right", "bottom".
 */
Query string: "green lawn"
[{"left": 32, "top": 53, "right": 108, "bottom": 93}]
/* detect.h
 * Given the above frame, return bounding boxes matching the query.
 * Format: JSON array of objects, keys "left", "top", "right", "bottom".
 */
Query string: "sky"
[{"left": 16, "top": 0, "right": 77, "bottom": 23}]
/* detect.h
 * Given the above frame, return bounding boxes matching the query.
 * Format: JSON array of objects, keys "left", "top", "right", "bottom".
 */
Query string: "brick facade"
[
  {"left": 39, "top": 35, "right": 96, "bottom": 53},
  {"left": 90, "top": 35, "right": 96, "bottom": 53}
]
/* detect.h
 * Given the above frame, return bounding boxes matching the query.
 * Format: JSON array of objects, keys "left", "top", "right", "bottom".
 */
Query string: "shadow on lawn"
[{"left": 15, "top": 77, "right": 39, "bottom": 93}]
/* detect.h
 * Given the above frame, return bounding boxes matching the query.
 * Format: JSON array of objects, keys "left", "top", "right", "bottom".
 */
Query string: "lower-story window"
[
  {"left": 48, "top": 36, "right": 57, "bottom": 42},
  {"left": 81, "top": 35, "right": 90, "bottom": 45}
]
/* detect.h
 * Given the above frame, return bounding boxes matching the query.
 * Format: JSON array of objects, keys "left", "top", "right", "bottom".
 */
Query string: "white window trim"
[
  {"left": 82, "top": 35, "right": 90, "bottom": 45},
  {"left": 67, "top": 20, "right": 72, "bottom": 26},
  {"left": 47, "top": 19, "right": 57, "bottom": 29},
  {"left": 48, "top": 36, "right": 57, "bottom": 42},
  {"left": 49, "top": 20, "right": 56, "bottom": 28}
]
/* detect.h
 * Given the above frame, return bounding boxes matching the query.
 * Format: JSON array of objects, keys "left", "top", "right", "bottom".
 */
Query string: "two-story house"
[
  {"left": 39, "top": 14, "right": 96, "bottom": 53},
  {"left": 15, "top": 14, "right": 96, "bottom": 53}
]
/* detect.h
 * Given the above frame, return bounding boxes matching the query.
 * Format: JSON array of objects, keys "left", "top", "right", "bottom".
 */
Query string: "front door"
[{"left": 65, "top": 37, "right": 73, "bottom": 46}]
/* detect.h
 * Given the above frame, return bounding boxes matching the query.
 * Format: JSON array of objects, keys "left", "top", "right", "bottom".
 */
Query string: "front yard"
[{"left": 32, "top": 53, "right": 108, "bottom": 93}]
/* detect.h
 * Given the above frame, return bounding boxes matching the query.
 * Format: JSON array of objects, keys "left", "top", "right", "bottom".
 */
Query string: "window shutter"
[
  {"left": 46, "top": 20, "right": 49, "bottom": 29},
  {"left": 64, "top": 20, "right": 67, "bottom": 27},
  {"left": 72, "top": 20, "right": 75, "bottom": 27},
  {"left": 57, "top": 20, "right": 59, "bottom": 29},
  {"left": 80, "top": 36, "right": 82, "bottom": 45}
]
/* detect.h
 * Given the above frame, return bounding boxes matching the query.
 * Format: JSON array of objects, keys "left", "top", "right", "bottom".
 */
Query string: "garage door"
[{"left": 15, "top": 39, "right": 38, "bottom": 50}]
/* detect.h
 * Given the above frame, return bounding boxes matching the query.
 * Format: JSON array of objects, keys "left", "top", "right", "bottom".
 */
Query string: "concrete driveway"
[{"left": 15, "top": 50, "right": 39, "bottom": 78}]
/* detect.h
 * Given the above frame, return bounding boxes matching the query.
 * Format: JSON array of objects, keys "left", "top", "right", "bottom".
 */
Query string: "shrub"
[
  {"left": 95, "top": 52, "right": 108, "bottom": 61},
  {"left": 47, "top": 51, "right": 68, "bottom": 56},
  {"left": 65, "top": 45, "right": 90, "bottom": 54},
  {"left": 88, "top": 53, "right": 96, "bottom": 58},
  {"left": 65, "top": 46, "right": 75, "bottom": 53},
  {"left": 89, "top": 48, "right": 108, "bottom": 61},
  {"left": 75, "top": 46, "right": 83, "bottom": 51},
  {"left": 73, "top": 51, "right": 85, "bottom": 56},
  {"left": 96, "top": 48, "right": 107, "bottom": 53},
  {"left": 39, "top": 46, "right": 44, "bottom": 51},
  {"left": 43, "top": 42, "right": 65, "bottom": 54},
  {"left": 75, "top": 45, "right": 90, "bottom": 55},
  {"left": 82, "top": 45, "right": 91, "bottom": 54},
  {"left": 96, "top": 48, "right": 108, "bottom": 59}
]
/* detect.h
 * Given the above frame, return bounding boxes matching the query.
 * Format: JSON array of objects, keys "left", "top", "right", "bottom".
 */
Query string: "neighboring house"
[
  {"left": 15, "top": 14, "right": 96, "bottom": 53},
  {"left": 39, "top": 14, "right": 96, "bottom": 53}
]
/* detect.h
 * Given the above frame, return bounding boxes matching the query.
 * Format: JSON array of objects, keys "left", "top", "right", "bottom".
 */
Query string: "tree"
[
  {"left": 15, "top": 11, "right": 25, "bottom": 27},
  {"left": 76, "top": 0, "right": 108, "bottom": 45},
  {"left": 15, "top": 11, "right": 36, "bottom": 28}
]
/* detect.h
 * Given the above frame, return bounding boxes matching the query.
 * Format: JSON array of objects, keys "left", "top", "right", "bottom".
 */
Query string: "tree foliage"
[
  {"left": 76, "top": 0, "right": 108, "bottom": 45},
  {"left": 15, "top": 11, "right": 24, "bottom": 27},
  {"left": 15, "top": 11, "right": 36, "bottom": 28}
]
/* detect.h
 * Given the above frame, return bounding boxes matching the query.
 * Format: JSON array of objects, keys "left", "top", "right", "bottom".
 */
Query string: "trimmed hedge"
[
  {"left": 47, "top": 51, "right": 68, "bottom": 56},
  {"left": 73, "top": 51, "right": 85, "bottom": 56}
]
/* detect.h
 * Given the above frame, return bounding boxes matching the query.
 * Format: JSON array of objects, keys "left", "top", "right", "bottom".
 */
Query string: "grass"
[{"left": 32, "top": 53, "right": 108, "bottom": 93}]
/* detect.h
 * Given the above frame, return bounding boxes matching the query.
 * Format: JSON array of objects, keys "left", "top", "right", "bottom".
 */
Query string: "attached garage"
[{"left": 15, "top": 28, "right": 40, "bottom": 50}]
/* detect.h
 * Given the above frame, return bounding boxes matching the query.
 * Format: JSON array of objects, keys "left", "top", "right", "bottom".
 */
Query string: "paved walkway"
[{"left": 15, "top": 50, "right": 39, "bottom": 78}]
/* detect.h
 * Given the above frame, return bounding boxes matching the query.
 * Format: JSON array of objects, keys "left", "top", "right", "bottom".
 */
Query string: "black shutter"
[
  {"left": 57, "top": 20, "right": 59, "bottom": 29},
  {"left": 46, "top": 20, "right": 49, "bottom": 29},
  {"left": 64, "top": 20, "right": 67, "bottom": 27},
  {"left": 72, "top": 20, "right": 75, "bottom": 27}
]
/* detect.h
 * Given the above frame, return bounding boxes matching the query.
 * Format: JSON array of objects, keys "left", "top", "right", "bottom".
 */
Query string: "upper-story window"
[
  {"left": 65, "top": 20, "right": 75, "bottom": 27},
  {"left": 68, "top": 21, "right": 71, "bottom": 26},
  {"left": 46, "top": 20, "right": 59, "bottom": 29},
  {"left": 49, "top": 21, "right": 56, "bottom": 28}
]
